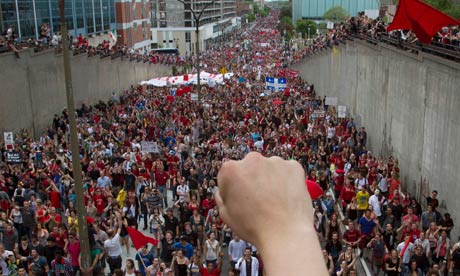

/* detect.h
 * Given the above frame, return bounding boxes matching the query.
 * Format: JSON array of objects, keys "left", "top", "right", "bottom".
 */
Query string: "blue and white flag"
[
  {"left": 266, "top": 77, "right": 287, "bottom": 91},
  {"left": 170, "top": 88, "right": 176, "bottom": 96},
  {"left": 265, "top": 77, "right": 275, "bottom": 90},
  {"left": 277, "top": 78, "right": 287, "bottom": 91}
]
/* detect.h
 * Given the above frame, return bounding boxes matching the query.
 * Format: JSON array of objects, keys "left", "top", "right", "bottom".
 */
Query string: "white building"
[{"left": 149, "top": 0, "right": 239, "bottom": 55}]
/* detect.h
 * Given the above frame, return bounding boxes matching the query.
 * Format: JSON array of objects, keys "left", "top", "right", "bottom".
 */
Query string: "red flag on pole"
[
  {"left": 126, "top": 227, "right": 158, "bottom": 250},
  {"left": 306, "top": 180, "right": 323, "bottom": 200},
  {"left": 399, "top": 236, "right": 412, "bottom": 258},
  {"left": 387, "top": 0, "right": 459, "bottom": 44}
]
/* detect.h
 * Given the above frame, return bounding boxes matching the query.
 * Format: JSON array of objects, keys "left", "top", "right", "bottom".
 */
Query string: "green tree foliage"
[
  {"left": 393, "top": 0, "right": 460, "bottom": 19},
  {"left": 323, "top": 6, "right": 350, "bottom": 22},
  {"left": 296, "top": 19, "right": 318, "bottom": 38},
  {"left": 248, "top": 13, "right": 256, "bottom": 22}
]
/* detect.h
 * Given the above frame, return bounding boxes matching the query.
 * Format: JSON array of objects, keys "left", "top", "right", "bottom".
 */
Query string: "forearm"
[{"left": 258, "top": 225, "right": 328, "bottom": 276}]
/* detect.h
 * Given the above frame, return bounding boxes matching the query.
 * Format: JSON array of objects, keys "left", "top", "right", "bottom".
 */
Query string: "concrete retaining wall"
[
  {"left": 0, "top": 49, "right": 170, "bottom": 137},
  {"left": 293, "top": 41, "right": 460, "bottom": 239}
]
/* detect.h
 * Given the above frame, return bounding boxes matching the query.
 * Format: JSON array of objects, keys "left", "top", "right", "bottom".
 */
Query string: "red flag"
[
  {"left": 399, "top": 236, "right": 411, "bottom": 258},
  {"left": 166, "top": 95, "right": 175, "bottom": 102},
  {"left": 176, "top": 88, "right": 185, "bottom": 97},
  {"left": 183, "top": 86, "right": 191, "bottom": 93},
  {"left": 306, "top": 180, "right": 323, "bottom": 200},
  {"left": 272, "top": 99, "right": 284, "bottom": 106},
  {"left": 387, "top": 0, "right": 459, "bottom": 43},
  {"left": 183, "top": 74, "right": 189, "bottom": 81},
  {"left": 126, "top": 227, "right": 158, "bottom": 250}
]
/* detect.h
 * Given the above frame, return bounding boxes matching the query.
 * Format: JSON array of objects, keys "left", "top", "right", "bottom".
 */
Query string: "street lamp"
[
  {"left": 308, "top": 26, "right": 311, "bottom": 40},
  {"left": 58, "top": 0, "right": 91, "bottom": 274},
  {"left": 177, "top": 0, "right": 219, "bottom": 102}
]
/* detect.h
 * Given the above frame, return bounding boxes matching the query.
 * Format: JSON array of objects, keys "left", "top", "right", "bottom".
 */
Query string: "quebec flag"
[
  {"left": 277, "top": 78, "right": 287, "bottom": 91},
  {"left": 265, "top": 77, "right": 275, "bottom": 90},
  {"left": 266, "top": 77, "right": 287, "bottom": 91}
]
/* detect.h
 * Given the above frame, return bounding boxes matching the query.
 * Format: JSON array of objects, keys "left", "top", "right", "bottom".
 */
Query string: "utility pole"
[
  {"left": 177, "top": 0, "right": 218, "bottom": 102},
  {"left": 58, "top": 0, "right": 91, "bottom": 274}
]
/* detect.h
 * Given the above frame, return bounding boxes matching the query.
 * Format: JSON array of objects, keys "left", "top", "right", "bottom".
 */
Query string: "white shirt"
[
  {"left": 397, "top": 241, "right": 414, "bottom": 264},
  {"left": 104, "top": 233, "right": 122, "bottom": 257},
  {"left": 355, "top": 177, "right": 368, "bottom": 189},
  {"left": 228, "top": 240, "right": 247, "bottom": 262},
  {"left": 176, "top": 184, "right": 190, "bottom": 202},
  {"left": 254, "top": 140, "right": 264, "bottom": 150},
  {"left": 236, "top": 256, "right": 259, "bottom": 276},
  {"left": 368, "top": 195, "right": 382, "bottom": 217}
]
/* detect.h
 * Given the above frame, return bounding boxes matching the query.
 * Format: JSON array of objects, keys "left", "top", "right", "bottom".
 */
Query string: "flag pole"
[{"left": 136, "top": 250, "right": 148, "bottom": 271}]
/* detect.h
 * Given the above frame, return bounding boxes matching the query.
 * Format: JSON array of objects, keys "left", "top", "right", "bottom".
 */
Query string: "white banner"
[
  {"left": 338, "top": 106, "right": 347, "bottom": 118},
  {"left": 141, "top": 141, "right": 160, "bottom": 153}
]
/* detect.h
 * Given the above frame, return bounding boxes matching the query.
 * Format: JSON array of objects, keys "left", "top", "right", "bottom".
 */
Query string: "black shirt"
[
  {"left": 160, "top": 239, "right": 174, "bottom": 264},
  {"left": 163, "top": 215, "right": 179, "bottom": 235},
  {"left": 44, "top": 245, "right": 57, "bottom": 266},
  {"left": 383, "top": 230, "right": 398, "bottom": 251}
]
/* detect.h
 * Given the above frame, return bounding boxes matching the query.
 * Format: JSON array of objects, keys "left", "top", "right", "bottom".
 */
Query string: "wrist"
[{"left": 258, "top": 223, "right": 327, "bottom": 276}]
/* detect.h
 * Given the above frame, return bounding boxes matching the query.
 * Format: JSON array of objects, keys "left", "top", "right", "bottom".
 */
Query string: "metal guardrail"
[{"left": 348, "top": 31, "right": 460, "bottom": 62}]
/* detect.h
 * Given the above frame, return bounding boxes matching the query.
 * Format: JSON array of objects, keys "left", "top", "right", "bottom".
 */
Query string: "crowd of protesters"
[
  {"left": 346, "top": 11, "right": 460, "bottom": 49},
  {"left": 1, "top": 10, "right": 459, "bottom": 276}
]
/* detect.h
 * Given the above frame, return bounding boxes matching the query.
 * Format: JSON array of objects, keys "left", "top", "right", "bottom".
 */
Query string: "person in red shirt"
[
  {"left": 154, "top": 166, "right": 169, "bottom": 207},
  {"left": 343, "top": 221, "right": 362, "bottom": 249},
  {"left": 201, "top": 193, "right": 216, "bottom": 218},
  {"left": 199, "top": 253, "right": 223, "bottom": 276},
  {"left": 50, "top": 225, "right": 68, "bottom": 249},
  {"left": 92, "top": 189, "right": 106, "bottom": 215},
  {"left": 46, "top": 182, "right": 62, "bottom": 210}
]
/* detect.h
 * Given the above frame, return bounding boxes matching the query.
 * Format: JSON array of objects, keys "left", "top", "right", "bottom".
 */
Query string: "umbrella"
[{"left": 306, "top": 180, "right": 323, "bottom": 200}]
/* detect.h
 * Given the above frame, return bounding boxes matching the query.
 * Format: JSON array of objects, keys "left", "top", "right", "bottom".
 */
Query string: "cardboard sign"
[
  {"left": 6, "top": 151, "right": 21, "bottom": 164},
  {"left": 312, "top": 110, "right": 326, "bottom": 118},
  {"left": 191, "top": 93, "right": 198, "bottom": 101},
  {"left": 141, "top": 141, "right": 160, "bottom": 153},
  {"left": 338, "top": 106, "right": 347, "bottom": 118},
  {"left": 4, "top": 132, "right": 14, "bottom": 150}
]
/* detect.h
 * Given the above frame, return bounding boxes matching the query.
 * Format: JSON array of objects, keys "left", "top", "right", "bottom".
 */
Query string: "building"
[
  {"left": 0, "top": 0, "right": 116, "bottom": 40},
  {"left": 236, "top": 0, "right": 253, "bottom": 17},
  {"left": 253, "top": 0, "right": 265, "bottom": 9},
  {"left": 292, "top": 0, "right": 380, "bottom": 22},
  {"left": 115, "top": 0, "right": 152, "bottom": 49},
  {"left": 150, "top": 0, "right": 239, "bottom": 56}
]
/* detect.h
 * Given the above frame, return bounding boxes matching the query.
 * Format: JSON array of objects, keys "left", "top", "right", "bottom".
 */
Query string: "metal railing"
[{"left": 348, "top": 31, "right": 460, "bottom": 62}]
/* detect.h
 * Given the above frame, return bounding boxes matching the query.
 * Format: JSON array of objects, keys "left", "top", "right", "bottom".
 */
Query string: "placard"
[
  {"left": 325, "top": 97, "right": 338, "bottom": 106},
  {"left": 141, "top": 141, "right": 160, "bottom": 153},
  {"left": 191, "top": 93, "right": 198, "bottom": 101},
  {"left": 338, "top": 106, "right": 347, "bottom": 118},
  {"left": 6, "top": 151, "right": 21, "bottom": 164},
  {"left": 4, "top": 132, "right": 14, "bottom": 150},
  {"left": 312, "top": 110, "right": 326, "bottom": 118}
]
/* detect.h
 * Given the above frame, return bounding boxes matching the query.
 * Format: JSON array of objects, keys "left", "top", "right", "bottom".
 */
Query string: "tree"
[
  {"left": 323, "top": 6, "right": 350, "bottom": 22},
  {"left": 248, "top": 13, "right": 256, "bottom": 22},
  {"left": 296, "top": 19, "right": 317, "bottom": 38},
  {"left": 392, "top": 0, "right": 460, "bottom": 18}
]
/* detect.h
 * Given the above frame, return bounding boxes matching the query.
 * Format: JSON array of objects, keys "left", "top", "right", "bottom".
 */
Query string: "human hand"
[
  {"left": 216, "top": 152, "right": 327, "bottom": 275},
  {"left": 216, "top": 152, "right": 312, "bottom": 245}
]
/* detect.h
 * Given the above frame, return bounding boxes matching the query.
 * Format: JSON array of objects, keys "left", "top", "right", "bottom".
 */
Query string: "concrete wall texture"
[
  {"left": 0, "top": 49, "right": 170, "bottom": 137},
  {"left": 293, "top": 40, "right": 460, "bottom": 238}
]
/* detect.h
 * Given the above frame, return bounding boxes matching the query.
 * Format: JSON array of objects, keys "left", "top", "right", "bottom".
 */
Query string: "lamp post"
[
  {"left": 58, "top": 0, "right": 91, "bottom": 274},
  {"left": 308, "top": 26, "right": 311, "bottom": 40},
  {"left": 177, "top": 0, "right": 219, "bottom": 102}
]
